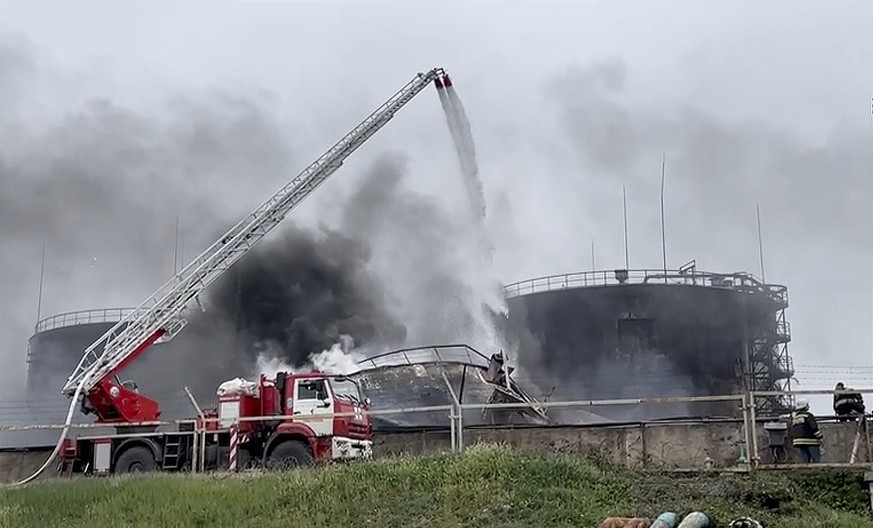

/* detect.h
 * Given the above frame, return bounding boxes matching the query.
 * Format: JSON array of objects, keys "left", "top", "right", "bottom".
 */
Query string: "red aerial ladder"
[
  {"left": 18, "top": 68, "right": 457, "bottom": 481},
  {"left": 61, "top": 68, "right": 452, "bottom": 425}
]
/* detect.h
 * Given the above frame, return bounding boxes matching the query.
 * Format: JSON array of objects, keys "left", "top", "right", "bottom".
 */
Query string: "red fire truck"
[
  {"left": 42, "top": 68, "right": 453, "bottom": 478},
  {"left": 61, "top": 371, "right": 372, "bottom": 474}
]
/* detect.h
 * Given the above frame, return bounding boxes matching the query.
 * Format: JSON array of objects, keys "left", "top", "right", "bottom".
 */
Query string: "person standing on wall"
[
  {"left": 833, "top": 382, "right": 865, "bottom": 422},
  {"left": 790, "top": 399, "right": 824, "bottom": 463}
]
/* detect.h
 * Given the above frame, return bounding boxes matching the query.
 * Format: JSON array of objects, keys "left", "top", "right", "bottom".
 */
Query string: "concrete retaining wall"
[
  {"left": 373, "top": 419, "right": 872, "bottom": 469},
  {"left": 1, "top": 419, "right": 869, "bottom": 483}
]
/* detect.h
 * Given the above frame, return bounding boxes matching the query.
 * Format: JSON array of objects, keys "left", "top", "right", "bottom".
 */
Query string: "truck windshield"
[{"left": 331, "top": 377, "right": 362, "bottom": 403}]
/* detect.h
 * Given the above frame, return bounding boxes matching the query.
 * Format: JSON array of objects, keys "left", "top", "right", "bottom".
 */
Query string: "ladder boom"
[{"left": 62, "top": 68, "right": 447, "bottom": 398}]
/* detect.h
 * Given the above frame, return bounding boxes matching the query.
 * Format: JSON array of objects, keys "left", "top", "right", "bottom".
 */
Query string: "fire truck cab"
[
  {"left": 211, "top": 371, "right": 373, "bottom": 469},
  {"left": 61, "top": 371, "right": 373, "bottom": 475}
]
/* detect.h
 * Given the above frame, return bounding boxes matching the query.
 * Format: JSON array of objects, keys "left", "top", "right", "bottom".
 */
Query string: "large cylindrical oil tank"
[
  {"left": 9, "top": 308, "right": 252, "bottom": 448},
  {"left": 25, "top": 310, "right": 127, "bottom": 397},
  {"left": 21, "top": 309, "right": 253, "bottom": 425},
  {"left": 504, "top": 269, "right": 794, "bottom": 422}
]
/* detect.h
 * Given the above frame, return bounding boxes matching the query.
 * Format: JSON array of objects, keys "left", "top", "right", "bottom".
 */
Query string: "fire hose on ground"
[{"left": 11, "top": 372, "right": 92, "bottom": 486}]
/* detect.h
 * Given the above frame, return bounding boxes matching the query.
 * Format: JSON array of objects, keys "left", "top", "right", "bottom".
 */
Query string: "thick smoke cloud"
[
  {"left": 120, "top": 153, "right": 507, "bottom": 411},
  {"left": 198, "top": 154, "right": 503, "bottom": 377},
  {"left": 0, "top": 33, "right": 296, "bottom": 395},
  {"left": 1, "top": 33, "right": 506, "bottom": 414},
  {"left": 205, "top": 222, "right": 407, "bottom": 366}
]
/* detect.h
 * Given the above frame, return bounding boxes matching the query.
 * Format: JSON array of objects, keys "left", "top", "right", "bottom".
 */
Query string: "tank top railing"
[
  {"left": 503, "top": 269, "right": 788, "bottom": 307},
  {"left": 34, "top": 308, "right": 142, "bottom": 334}
]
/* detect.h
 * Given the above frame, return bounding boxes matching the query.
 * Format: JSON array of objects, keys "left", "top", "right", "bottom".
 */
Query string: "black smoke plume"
[
  {"left": 193, "top": 154, "right": 502, "bottom": 373},
  {"left": 205, "top": 223, "right": 408, "bottom": 366},
  {"left": 123, "top": 154, "right": 504, "bottom": 410},
  {"left": 1, "top": 29, "right": 504, "bottom": 413},
  {"left": 0, "top": 32, "right": 297, "bottom": 397}
]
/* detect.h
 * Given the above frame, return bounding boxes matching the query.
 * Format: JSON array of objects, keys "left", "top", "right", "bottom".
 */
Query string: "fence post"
[
  {"left": 448, "top": 405, "right": 457, "bottom": 452},
  {"left": 441, "top": 372, "right": 461, "bottom": 453},
  {"left": 229, "top": 421, "right": 239, "bottom": 472},
  {"left": 191, "top": 422, "right": 200, "bottom": 474},
  {"left": 457, "top": 405, "right": 465, "bottom": 451},
  {"left": 749, "top": 393, "right": 760, "bottom": 468},
  {"left": 740, "top": 391, "right": 753, "bottom": 471}
]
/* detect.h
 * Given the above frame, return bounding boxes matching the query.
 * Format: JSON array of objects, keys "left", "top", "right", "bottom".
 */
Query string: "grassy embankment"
[{"left": 0, "top": 444, "right": 870, "bottom": 527}]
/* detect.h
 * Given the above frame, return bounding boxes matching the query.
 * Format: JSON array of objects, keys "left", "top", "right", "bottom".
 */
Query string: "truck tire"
[
  {"left": 267, "top": 440, "right": 314, "bottom": 470},
  {"left": 115, "top": 446, "right": 157, "bottom": 474}
]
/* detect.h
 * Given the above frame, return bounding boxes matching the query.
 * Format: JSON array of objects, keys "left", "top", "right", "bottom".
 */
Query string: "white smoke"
[
  {"left": 308, "top": 343, "right": 365, "bottom": 375},
  {"left": 255, "top": 349, "right": 295, "bottom": 379},
  {"left": 254, "top": 334, "right": 366, "bottom": 378}
]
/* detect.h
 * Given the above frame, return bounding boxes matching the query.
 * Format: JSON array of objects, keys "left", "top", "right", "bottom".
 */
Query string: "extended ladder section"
[{"left": 62, "top": 68, "right": 448, "bottom": 409}]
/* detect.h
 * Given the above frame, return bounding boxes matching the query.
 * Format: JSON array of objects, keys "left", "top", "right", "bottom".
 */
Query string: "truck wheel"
[
  {"left": 115, "top": 446, "right": 157, "bottom": 474},
  {"left": 267, "top": 440, "right": 314, "bottom": 470}
]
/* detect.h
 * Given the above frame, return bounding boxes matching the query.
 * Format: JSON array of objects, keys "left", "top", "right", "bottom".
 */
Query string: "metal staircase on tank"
[{"left": 742, "top": 278, "right": 795, "bottom": 415}]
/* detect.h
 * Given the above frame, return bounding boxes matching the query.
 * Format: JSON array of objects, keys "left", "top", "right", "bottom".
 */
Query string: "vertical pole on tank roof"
[
  {"left": 35, "top": 241, "right": 46, "bottom": 326},
  {"left": 659, "top": 153, "right": 667, "bottom": 283},
  {"left": 622, "top": 184, "right": 630, "bottom": 270},
  {"left": 590, "top": 240, "right": 596, "bottom": 271},
  {"left": 756, "top": 203, "right": 766, "bottom": 284},
  {"left": 173, "top": 213, "right": 181, "bottom": 275}
]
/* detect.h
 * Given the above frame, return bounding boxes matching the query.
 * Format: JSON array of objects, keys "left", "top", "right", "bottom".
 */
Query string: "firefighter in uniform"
[
  {"left": 790, "top": 399, "right": 823, "bottom": 463},
  {"left": 833, "top": 382, "right": 865, "bottom": 422}
]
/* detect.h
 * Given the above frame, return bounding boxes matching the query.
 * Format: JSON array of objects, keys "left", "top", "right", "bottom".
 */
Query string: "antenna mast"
[
  {"left": 590, "top": 239, "right": 596, "bottom": 271},
  {"left": 622, "top": 184, "right": 629, "bottom": 270},
  {"left": 659, "top": 154, "right": 667, "bottom": 281},
  {"left": 36, "top": 241, "right": 46, "bottom": 325},
  {"left": 756, "top": 203, "right": 766, "bottom": 283}
]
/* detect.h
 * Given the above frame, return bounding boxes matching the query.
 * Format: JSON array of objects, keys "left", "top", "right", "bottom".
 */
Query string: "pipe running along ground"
[{"left": 12, "top": 371, "right": 92, "bottom": 486}]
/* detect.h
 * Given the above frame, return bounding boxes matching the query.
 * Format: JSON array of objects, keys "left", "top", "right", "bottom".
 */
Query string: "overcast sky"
[{"left": 1, "top": 1, "right": 872, "bottom": 410}]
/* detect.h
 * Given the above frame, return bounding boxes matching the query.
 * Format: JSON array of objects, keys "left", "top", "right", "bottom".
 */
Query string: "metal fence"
[{"left": 2, "top": 387, "right": 871, "bottom": 478}]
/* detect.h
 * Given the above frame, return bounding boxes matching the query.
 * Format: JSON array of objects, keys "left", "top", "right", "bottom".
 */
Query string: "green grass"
[{"left": 1, "top": 444, "right": 871, "bottom": 527}]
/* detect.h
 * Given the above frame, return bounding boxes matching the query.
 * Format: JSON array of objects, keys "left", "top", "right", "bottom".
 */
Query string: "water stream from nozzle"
[
  {"left": 438, "top": 84, "right": 486, "bottom": 223},
  {"left": 436, "top": 79, "right": 506, "bottom": 350}
]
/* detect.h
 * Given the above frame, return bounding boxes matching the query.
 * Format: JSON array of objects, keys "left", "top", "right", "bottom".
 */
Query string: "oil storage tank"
[
  {"left": 25, "top": 309, "right": 134, "bottom": 398},
  {"left": 22, "top": 308, "right": 251, "bottom": 428},
  {"left": 4, "top": 309, "right": 135, "bottom": 448},
  {"left": 504, "top": 267, "right": 795, "bottom": 422}
]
